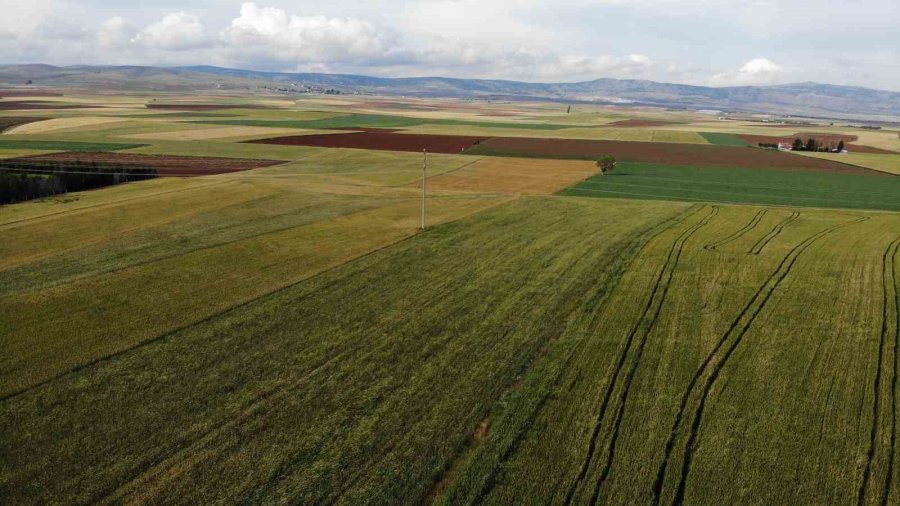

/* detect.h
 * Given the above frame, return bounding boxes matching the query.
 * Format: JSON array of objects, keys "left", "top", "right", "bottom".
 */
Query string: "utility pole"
[{"left": 421, "top": 148, "right": 427, "bottom": 230}]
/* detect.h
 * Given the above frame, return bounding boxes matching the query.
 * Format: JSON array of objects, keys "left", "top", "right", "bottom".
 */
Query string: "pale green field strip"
[
  {"left": 405, "top": 123, "right": 709, "bottom": 143},
  {"left": 0, "top": 197, "right": 681, "bottom": 503},
  {"left": 0, "top": 184, "right": 510, "bottom": 398},
  {"left": 795, "top": 151, "right": 900, "bottom": 175}
]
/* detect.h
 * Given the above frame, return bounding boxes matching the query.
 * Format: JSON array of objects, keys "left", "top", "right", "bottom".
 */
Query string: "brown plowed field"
[
  {"left": 737, "top": 133, "right": 894, "bottom": 154},
  {"left": 247, "top": 132, "right": 489, "bottom": 154},
  {"left": 0, "top": 90, "right": 63, "bottom": 97},
  {"left": 466, "top": 137, "right": 886, "bottom": 175},
  {"left": 16, "top": 152, "right": 282, "bottom": 176},
  {"left": 0, "top": 101, "right": 97, "bottom": 110},
  {"left": 607, "top": 119, "right": 678, "bottom": 127},
  {"left": 145, "top": 104, "right": 267, "bottom": 111}
]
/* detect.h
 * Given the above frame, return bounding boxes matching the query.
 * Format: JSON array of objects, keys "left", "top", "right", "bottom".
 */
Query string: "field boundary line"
[
  {"left": 748, "top": 211, "right": 800, "bottom": 255},
  {"left": 562, "top": 206, "right": 718, "bottom": 505},
  {"left": 857, "top": 234, "right": 900, "bottom": 506},
  {"left": 652, "top": 213, "right": 869, "bottom": 505},
  {"left": 704, "top": 209, "right": 767, "bottom": 250}
]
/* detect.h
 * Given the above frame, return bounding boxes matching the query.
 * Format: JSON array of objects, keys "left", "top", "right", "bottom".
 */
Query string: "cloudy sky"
[{"left": 1, "top": 0, "right": 898, "bottom": 90}]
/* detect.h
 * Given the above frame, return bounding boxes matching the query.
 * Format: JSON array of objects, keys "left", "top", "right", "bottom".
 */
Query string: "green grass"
[
  {"left": 561, "top": 162, "right": 900, "bottom": 211},
  {"left": 0, "top": 196, "right": 679, "bottom": 503},
  {"left": 700, "top": 132, "right": 752, "bottom": 146},
  {"left": 0, "top": 139, "right": 146, "bottom": 152},
  {"left": 4, "top": 93, "right": 900, "bottom": 505}
]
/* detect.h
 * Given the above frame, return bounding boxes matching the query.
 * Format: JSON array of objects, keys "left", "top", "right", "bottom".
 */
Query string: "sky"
[{"left": 0, "top": 0, "right": 898, "bottom": 90}]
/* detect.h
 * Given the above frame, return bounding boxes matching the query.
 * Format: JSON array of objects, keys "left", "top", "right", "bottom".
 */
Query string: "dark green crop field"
[
  {"left": 699, "top": 132, "right": 752, "bottom": 147},
  {"left": 561, "top": 162, "right": 900, "bottom": 211}
]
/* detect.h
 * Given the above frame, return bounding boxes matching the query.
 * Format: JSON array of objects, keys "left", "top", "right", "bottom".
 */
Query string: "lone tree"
[
  {"left": 596, "top": 155, "right": 616, "bottom": 175},
  {"left": 837, "top": 140, "right": 845, "bottom": 152}
]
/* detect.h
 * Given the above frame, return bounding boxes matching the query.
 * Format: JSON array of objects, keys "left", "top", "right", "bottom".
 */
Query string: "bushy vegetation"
[{"left": 0, "top": 160, "right": 158, "bottom": 204}]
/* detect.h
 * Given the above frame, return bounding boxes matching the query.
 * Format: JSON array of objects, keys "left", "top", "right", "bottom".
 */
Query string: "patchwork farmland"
[{"left": 2, "top": 90, "right": 900, "bottom": 504}]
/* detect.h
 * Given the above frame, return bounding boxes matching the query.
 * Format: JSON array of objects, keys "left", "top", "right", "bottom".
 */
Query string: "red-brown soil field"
[
  {"left": 607, "top": 119, "right": 679, "bottom": 127},
  {"left": 0, "top": 90, "right": 63, "bottom": 97},
  {"left": 248, "top": 132, "right": 489, "bottom": 154},
  {"left": 465, "top": 137, "right": 888, "bottom": 175},
  {"left": 17, "top": 152, "right": 282, "bottom": 176},
  {"left": 145, "top": 104, "right": 268, "bottom": 111},
  {"left": 0, "top": 101, "right": 97, "bottom": 110},
  {"left": 737, "top": 133, "right": 894, "bottom": 154}
]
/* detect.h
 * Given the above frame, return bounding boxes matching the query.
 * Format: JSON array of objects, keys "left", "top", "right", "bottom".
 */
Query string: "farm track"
[
  {"left": 652, "top": 214, "right": 869, "bottom": 505},
  {"left": 563, "top": 205, "right": 719, "bottom": 505},
  {"left": 462, "top": 206, "right": 702, "bottom": 505},
  {"left": 857, "top": 234, "right": 900, "bottom": 506},
  {"left": 705, "top": 209, "right": 767, "bottom": 250},
  {"left": 749, "top": 211, "right": 800, "bottom": 255}
]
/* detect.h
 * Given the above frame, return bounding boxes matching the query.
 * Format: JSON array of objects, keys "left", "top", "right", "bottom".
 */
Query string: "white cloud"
[
  {"left": 710, "top": 58, "right": 786, "bottom": 86},
  {"left": 0, "top": 0, "right": 55, "bottom": 39},
  {"left": 97, "top": 16, "right": 133, "bottom": 49},
  {"left": 134, "top": 12, "right": 211, "bottom": 51},
  {"left": 221, "top": 2, "right": 393, "bottom": 65}
]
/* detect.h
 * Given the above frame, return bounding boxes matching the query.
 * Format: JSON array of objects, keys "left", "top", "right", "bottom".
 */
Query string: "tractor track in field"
[
  {"left": 459, "top": 206, "right": 703, "bottom": 505},
  {"left": 652, "top": 214, "right": 869, "bottom": 506},
  {"left": 448, "top": 206, "right": 703, "bottom": 506},
  {"left": 562, "top": 205, "right": 719, "bottom": 506},
  {"left": 704, "top": 209, "right": 767, "bottom": 251},
  {"left": 857, "top": 234, "right": 900, "bottom": 506},
  {"left": 748, "top": 211, "right": 800, "bottom": 255}
]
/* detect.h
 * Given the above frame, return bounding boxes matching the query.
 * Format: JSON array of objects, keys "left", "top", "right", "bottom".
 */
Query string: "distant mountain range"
[{"left": 1, "top": 64, "right": 899, "bottom": 121}]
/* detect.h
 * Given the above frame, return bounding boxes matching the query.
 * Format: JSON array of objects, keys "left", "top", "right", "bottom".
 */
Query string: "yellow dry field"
[
  {"left": 794, "top": 151, "right": 900, "bottom": 175},
  {"left": 6, "top": 116, "right": 129, "bottom": 134},
  {"left": 851, "top": 130, "right": 900, "bottom": 153},
  {"left": 425, "top": 156, "right": 597, "bottom": 195},
  {"left": 121, "top": 125, "right": 311, "bottom": 141},
  {"left": 404, "top": 124, "right": 708, "bottom": 143}
]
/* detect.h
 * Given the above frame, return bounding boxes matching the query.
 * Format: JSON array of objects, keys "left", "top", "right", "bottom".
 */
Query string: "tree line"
[
  {"left": 789, "top": 138, "right": 845, "bottom": 152},
  {"left": 0, "top": 161, "right": 158, "bottom": 205}
]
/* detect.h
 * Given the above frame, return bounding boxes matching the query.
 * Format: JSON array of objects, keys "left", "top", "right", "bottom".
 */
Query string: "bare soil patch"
[
  {"left": 16, "top": 152, "right": 282, "bottom": 176},
  {"left": 248, "top": 131, "right": 489, "bottom": 154},
  {"left": 0, "top": 90, "right": 63, "bottom": 98},
  {"left": 468, "top": 137, "right": 886, "bottom": 176},
  {"left": 145, "top": 103, "right": 268, "bottom": 111},
  {"left": 0, "top": 101, "right": 98, "bottom": 110}
]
